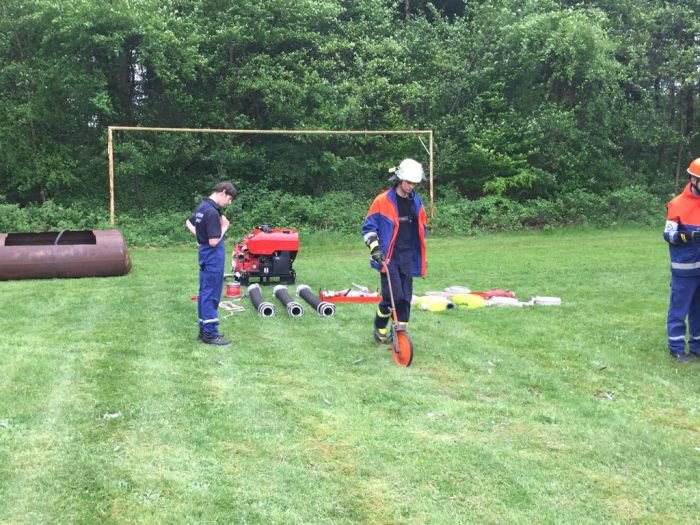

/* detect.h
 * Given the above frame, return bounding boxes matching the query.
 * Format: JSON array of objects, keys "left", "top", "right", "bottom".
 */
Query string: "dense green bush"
[
  {"left": 432, "top": 186, "right": 664, "bottom": 234},
  {"left": 0, "top": 201, "right": 110, "bottom": 233},
  {"left": 114, "top": 211, "right": 194, "bottom": 246},
  {"left": 0, "top": 188, "right": 665, "bottom": 246}
]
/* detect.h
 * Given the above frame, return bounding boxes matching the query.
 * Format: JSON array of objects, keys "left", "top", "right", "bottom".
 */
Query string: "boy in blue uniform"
[
  {"left": 186, "top": 182, "right": 236, "bottom": 345},
  {"left": 664, "top": 158, "right": 700, "bottom": 363}
]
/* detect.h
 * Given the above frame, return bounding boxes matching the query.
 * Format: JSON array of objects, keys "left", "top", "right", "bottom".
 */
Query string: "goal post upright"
[
  {"left": 106, "top": 125, "right": 435, "bottom": 226},
  {"left": 107, "top": 126, "right": 115, "bottom": 228},
  {"left": 429, "top": 130, "right": 433, "bottom": 226}
]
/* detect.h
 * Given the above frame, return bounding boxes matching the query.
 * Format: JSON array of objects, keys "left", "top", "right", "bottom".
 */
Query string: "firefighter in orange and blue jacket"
[
  {"left": 362, "top": 159, "right": 428, "bottom": 344},
  {"left": 664, "top": 158, "right": 700, "bottom": 364}
]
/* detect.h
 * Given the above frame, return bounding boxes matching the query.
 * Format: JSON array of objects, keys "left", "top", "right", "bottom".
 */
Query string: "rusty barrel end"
[{"left": 0, "top": 229, "right": 131, "bottom": 280}]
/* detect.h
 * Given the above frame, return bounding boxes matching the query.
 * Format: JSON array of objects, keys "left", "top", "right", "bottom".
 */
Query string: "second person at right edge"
[
  {"left": 663, "top": 157, "right": 700, "bottom": 364},
  {"left": 361, "top": 159, "right": 428, "bottom": 345}
]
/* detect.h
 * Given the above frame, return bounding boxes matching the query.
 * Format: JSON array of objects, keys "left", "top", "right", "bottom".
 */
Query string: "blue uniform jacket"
[
  {"left": 362, "top": 185, "right": 428, "bottom": 277},
  {"left": 189, "top": 198, "right": 225, "bottom": 272}
]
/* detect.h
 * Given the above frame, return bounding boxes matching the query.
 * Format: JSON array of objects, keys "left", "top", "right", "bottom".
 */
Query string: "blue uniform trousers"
[
  {"left": 376, "top": 252, "right": 413, "bottom": 326},
  {"left": 199, "top": 268, "right": 223, "bottom": 336},
  {"left": 198, "top": 241, "right": 225, "bottom": 336},
  {"left": 667, "top": 275, "right": 700, "bottom": 355}
]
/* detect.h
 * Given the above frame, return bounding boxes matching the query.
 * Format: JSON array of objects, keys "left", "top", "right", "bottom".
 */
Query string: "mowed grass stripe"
[
  {"left": 78, "top": 276, "right": 246, "bottom": 521},
  {"left": 0, "top": 342, "right": 86, "bottom": 520},
  {"left": 194, "top": 315, "right": 404, "bottom": 522}
]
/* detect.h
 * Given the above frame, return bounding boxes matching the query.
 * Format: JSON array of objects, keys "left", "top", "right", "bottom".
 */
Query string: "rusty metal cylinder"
[{"left": 0, "top": 229, "right": 131, "bottom": 280}]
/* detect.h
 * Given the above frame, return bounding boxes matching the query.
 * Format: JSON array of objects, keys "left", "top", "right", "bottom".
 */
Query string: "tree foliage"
[{"left": 0, "top": 0, "right": 698, "bottom": 216}]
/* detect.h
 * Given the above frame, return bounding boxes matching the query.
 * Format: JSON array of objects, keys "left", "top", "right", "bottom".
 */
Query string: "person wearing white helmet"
[
  {"left": 663, "top": 157, "right": 700, "bottom": 363},
  {"left": 362, "top": 159, "right": 428, "bottom": 344}
]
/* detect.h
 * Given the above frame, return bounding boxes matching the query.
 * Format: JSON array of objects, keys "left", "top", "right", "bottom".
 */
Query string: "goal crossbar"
[{"left": 107, "top": 125, "right": 434, "bottom": 226}]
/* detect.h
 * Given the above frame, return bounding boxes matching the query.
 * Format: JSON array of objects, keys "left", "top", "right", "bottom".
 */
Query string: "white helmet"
[{"left": 395, "top": 158, "right": 424, "bottom": 183}]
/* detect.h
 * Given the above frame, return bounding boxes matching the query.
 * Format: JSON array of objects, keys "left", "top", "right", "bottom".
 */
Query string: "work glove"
[
  {"left": 370, "top": 245, "right": 385, "bottom": 264},
  {"left": 676, "top": 231, "right": 700, "bottom": 243},
  {"left": 365, "top": 232, "right": 385, "bottom": 263}
]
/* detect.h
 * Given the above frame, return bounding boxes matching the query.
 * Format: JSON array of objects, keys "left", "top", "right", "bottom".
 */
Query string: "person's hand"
[
  {"left": 370, "top": 245, "right": 384, "bottom": 264},
  {"left": 220, "top": 215, "right": 230, "bottom": 232},
  {"left": 365, "top": 232, "right": 384, "bottom": 263}
]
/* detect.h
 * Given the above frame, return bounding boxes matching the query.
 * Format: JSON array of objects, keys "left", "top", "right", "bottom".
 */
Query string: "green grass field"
[{"left": 0, "top": 227, "right": 698, "bottom": 524}]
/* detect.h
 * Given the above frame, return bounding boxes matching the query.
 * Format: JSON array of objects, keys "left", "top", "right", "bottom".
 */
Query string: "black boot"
[
  {"left": 670, "top": 352, "right": 692, "bottom": 364},
  {"left": 201, "top": 332, "right": 232, "bottom": 346}
]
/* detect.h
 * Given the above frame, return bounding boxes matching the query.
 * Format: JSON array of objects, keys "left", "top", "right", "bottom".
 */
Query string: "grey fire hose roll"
[
  {"left": 296, "top": 284, "right": 336, "bottom": 317},
  {"left": 247, "top": 283, "right": 276, "bottom": 317},
  {"left": 273, "top": 285, "right": 305, "bottom": 317}
]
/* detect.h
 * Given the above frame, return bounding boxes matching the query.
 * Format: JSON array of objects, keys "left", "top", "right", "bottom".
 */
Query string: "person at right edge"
[
  {"left": 664, "top": 157, "right": 700, "bottom": 363},
  {"left": 362, "top": 158, "right": 428, "bottom": 345}
]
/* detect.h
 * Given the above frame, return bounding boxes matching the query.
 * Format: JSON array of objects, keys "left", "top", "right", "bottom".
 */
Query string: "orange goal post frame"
[{"left": 107, "top": 126, "right": 434, "bottom": 226}]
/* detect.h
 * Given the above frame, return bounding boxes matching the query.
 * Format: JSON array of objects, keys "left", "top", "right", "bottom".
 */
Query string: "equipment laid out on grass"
[
  {"left": 247, "top": 283, "right": 276, "bottom": 317},
  {"left": 470, "top": 289, "right": 517, "bottom": 300},
  {"left": 415, "top": 295, "right": 455, "bottom": 312},
  {"left": 219, "top": 301, "right": 245, "bottom": 317},
  {"left": 225, "top": 280, "right": 242, "bottom": 298},
  {"left": 320, "top": 284, "right": 381, "bottom": 303},
  {"left": 451, "top": 293, "right": 486, "bottom": 309},
  {"left": 296, "top": 284, "right": 336, "bottom": 317},
  {"left": 0, "top": 229, "right": 131, "bottom": 280},
  {"left": 273, "top": 285, "right": 305, "bottom": 317},
  {"left": 483, "top": 295, "right": 562, "bottom": 307},
  {"left": 382, "top": 261, "right": 413, "bottom": 367},
  {"left": 425, "top": 285, "right": 471, "bottom": 297},
  {"left": 416, "top": 286, "right": 561, "bottom": 310},
  {"left": 486, "top": 296, "right": 527, "bottom": 307},
  {"left": 232, "top": 225, "right": 298, "bottom": 286},
  {"left": 528, "top": 296, "right": 561, "bottom": 306}
]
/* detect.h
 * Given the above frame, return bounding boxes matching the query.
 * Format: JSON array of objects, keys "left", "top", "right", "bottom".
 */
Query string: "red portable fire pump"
[{"left": 231, "top": 225, "right": 298, "bottom": 286}]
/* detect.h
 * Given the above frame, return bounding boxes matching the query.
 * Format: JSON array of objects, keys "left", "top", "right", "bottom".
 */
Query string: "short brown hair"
[{"left": 214, "top": 181, "right": 237, "bottom": 199}]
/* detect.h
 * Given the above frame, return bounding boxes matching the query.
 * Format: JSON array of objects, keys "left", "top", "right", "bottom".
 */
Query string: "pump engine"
[{"left": 231, "top": 225, "right": 298, "bottom": 286}]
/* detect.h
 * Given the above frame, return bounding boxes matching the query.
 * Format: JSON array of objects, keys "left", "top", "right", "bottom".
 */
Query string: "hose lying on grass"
[
  {"left": 296, "top": 284, "right": 336, "bottom": 317},
  {"left": 273, "top": 285, "right": 304, "bottom": 317},
  {"left": 247, "top": 283, "right": 276, "bottom": 317}
]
